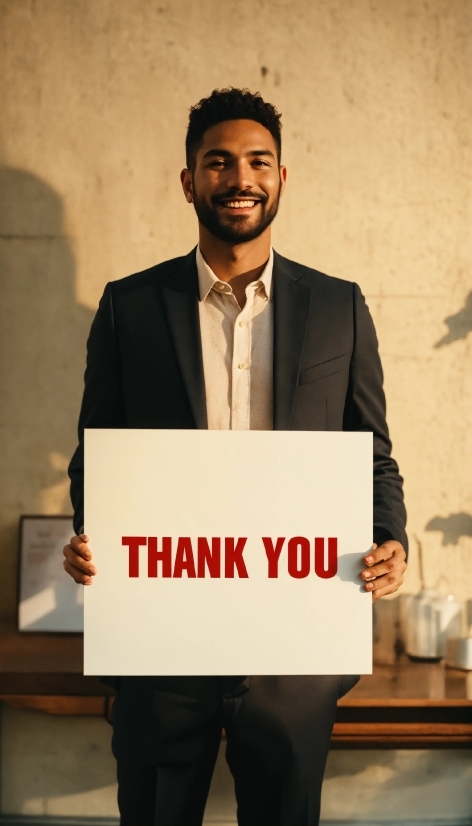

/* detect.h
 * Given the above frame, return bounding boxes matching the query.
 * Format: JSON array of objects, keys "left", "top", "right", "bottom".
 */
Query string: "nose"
[{"left": 225, "top": 159, "right": 254, "bottom": 192}]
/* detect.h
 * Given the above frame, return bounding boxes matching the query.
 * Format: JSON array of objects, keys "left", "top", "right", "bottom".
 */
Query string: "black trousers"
[{"left": 111, "top": 674, "right": 358, "bottom": 826}]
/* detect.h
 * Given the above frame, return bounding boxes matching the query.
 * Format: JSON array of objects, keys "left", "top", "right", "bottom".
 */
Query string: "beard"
[{"left": 191, "top": 181, "right": 282, "bottom": 244}]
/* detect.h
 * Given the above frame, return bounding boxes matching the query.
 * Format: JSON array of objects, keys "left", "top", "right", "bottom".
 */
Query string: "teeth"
[{"left": 224, "top": 201, "right": 257, "bottom": 208}]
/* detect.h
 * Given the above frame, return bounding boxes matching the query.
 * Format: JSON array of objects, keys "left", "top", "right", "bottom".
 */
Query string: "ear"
[
  {"left": 279, "top": 165, "right": 287, "bottom": 197},
  {"left": 180, "top": 168, "right": 193, "bottom": 203}
]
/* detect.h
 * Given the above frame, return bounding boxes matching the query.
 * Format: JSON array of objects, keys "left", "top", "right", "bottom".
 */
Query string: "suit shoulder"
[
  {"left": 107, "top": 252, "right": 194, "bottom": 298},
  {"left": 275, "top": 252, "right": 356, "bottom": 296}
]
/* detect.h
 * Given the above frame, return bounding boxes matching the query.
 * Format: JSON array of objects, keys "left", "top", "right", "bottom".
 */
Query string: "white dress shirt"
[{"left": 196, "top": 246, "right": 274, "bottom": 430}]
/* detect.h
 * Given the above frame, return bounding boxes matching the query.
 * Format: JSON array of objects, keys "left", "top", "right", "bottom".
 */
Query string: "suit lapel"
[
  {"left": 273, "top": 252, "right": 311, "bottom": 430},
  {"left": 161, "top": 248, "right": 310, "bottom": 432},
  {"left": 162, "top": 248, "right": 208, "bottom": 429}
]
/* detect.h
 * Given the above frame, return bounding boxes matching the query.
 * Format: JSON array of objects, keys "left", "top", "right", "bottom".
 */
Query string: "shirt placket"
[{"left": 231, "top": 284, "right": 257, "bottom": 430}]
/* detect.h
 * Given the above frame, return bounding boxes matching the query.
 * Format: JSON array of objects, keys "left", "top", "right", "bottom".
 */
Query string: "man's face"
[{"left": 182, "top": 119, "right": 286, "bottom": 244}]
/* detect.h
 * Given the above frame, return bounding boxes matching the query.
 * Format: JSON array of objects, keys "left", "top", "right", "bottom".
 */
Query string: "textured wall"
[
  {"left": 2, "top": 709, "right": 472, "bottom": 822},
  {"left": 0, "top": 0, "right": 471, "bottom": 621},
  {"left": 1, "top": 3, "right": 471, "bottom": 819}
]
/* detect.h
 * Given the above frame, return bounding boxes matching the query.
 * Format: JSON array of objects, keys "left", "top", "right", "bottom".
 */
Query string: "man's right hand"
[{"left": 63, "top": 534, "right": 97, "bottom": 585}]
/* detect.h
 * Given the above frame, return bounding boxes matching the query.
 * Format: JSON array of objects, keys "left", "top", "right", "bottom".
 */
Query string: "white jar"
[{"left": 406, "top": 590, "right": 462, "bottom": 660}]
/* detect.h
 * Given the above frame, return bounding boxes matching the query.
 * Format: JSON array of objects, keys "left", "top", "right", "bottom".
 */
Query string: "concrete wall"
[
  {"left": 0, "top": 0, "right": 471, "bottom": 822},
  {"left": 2, "top": 708, "right": 472, "bottom": 823},
  {"left": 0, "top": 706, "right": 118, "bottom": 818},
  {"left": 1, "top": 0, "right": 471, "bottom": 618}
]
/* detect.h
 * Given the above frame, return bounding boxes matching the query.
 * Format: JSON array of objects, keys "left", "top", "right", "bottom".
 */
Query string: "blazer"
[{"left": 69, "top": 248, "right": 407, "bottom": 552}]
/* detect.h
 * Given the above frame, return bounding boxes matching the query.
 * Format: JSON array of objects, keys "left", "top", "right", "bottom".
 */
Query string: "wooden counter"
[{"left": 1, "top": 624, "right": 471, "bottom": 748}]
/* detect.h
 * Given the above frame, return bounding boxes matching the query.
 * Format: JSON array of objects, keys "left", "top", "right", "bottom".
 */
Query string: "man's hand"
[
  {"left": 360, "top": 540, "right": 407, "bottom": 602},
  {"left": 63, "top": 534, "right": 97, "bottom": 585}
]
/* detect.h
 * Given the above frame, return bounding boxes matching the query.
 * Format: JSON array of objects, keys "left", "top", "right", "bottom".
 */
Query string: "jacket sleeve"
[
  {"left": 68, "top": 282, "right": 126, "bottom": 535},
  {"left": 343, "top": 283, "right": 408, "bottom": 553}
]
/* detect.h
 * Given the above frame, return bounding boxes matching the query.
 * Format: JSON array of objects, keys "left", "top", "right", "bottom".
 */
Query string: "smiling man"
[{"left": 64, "top": 88, "right": 407, "bottom": 826}]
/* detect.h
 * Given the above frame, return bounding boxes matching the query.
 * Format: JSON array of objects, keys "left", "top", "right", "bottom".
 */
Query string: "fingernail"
[
  {"left": 365, "top": 555, "right": 374, "bottom": 564},
  {"left": 365, "top": 582, "right": 374, "bottom": 590}
]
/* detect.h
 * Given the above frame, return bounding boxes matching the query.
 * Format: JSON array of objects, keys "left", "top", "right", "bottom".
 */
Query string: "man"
[{"left": 64, "top": 88, "right": 407, "bottom": 826}]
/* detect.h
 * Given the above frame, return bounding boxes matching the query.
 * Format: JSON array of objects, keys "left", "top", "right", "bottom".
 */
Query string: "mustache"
[{"left": 212, "top": 191, "right": 268, "bottom": 205}]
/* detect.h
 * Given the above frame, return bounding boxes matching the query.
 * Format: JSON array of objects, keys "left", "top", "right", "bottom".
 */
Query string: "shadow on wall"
[
  {"left": 434, "top": 292, "right": 472, "bottom": 347},
  {"left": 0, "top": 168, "right": 94, "bottom": 612},
  {"left": 425, "top": 513, "right": 472, "bottom": 546}
]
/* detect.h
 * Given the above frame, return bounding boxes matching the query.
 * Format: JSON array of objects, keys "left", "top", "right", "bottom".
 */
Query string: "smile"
[{"left": 220, "top": 200, "right": 260, "bottom": 209}]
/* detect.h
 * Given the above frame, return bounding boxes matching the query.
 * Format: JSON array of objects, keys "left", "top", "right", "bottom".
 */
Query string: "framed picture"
[{"left": 18, "top": 515, "right": 83, "bottom": 632}]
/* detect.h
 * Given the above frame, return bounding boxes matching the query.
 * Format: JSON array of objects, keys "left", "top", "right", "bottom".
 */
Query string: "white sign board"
[{"left": 84, "top": 430, "right": 372, "bottom": 675}]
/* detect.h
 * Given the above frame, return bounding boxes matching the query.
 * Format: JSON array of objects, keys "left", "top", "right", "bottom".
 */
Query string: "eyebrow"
[{"left": 202, "top": 148, "right": 276, "bottom": 160}]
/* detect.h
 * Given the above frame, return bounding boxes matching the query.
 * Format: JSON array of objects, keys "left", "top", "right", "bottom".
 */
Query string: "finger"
[
  {"left": 361, "top": 554, "right": 406, "bottom": 581},
  {"left": 363, "top": 541, "right": 405, "bottom": 568},
  {"left": 364, "top": 568, "right": 406, "bottom": 594},
  {"left": 370, "top": 575, "right": 405, "bottom": 602},
  {"left": 69, "top": 535, "right": 93, "bottom": 561},
  {"left": 363, "top": 542, "right": 394, "bottom": 566},
  {"left": 360, "top": 544, "right": 378, "bottom": 579},
  {"left": 63, "top": 545, "right": 97, "bottom": 576},
  {"left": 70, "top": 534, "right": 92, "bottom": 558},
  {"left": 63, "top": 558, "right": 93, "bottom": 585}
]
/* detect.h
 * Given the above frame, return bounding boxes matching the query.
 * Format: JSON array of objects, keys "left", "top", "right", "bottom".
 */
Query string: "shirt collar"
[{"left": 196, "top": 245, "right": 274, "bottom": 302}]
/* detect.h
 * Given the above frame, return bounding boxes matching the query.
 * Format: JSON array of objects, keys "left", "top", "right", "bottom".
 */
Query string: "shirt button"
[
  {"left": 238, "top": 363, "right": 248, "bottom": 370},
  {"left": 216, "top": 283, "right": 226, "bottom": 291},
  {"left": 238, "top": 321, "right": 245, "bottom": 327}
]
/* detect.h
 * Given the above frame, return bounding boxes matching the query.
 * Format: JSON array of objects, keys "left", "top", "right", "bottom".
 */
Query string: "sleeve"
[
  {"left": 68, "top": 282, "right": 127, "bottom": 535},
  {"left": 343, "top": 283, "right": 408, "bottom": 554}
]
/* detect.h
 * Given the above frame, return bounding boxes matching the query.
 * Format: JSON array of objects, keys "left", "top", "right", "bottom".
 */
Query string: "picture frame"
[{"left": 18, "top": 515, "right": 83, "bottom": 633}]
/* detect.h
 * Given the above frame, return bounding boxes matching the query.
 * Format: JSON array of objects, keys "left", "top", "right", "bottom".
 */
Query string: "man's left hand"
[{"left": 361, "top": 541, "right": 407, "bottom": 602}]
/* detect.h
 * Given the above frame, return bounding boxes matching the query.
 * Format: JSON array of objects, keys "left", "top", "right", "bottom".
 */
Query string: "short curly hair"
[{"left": 186, "top": 87, "right": 282, "bottom": 169}]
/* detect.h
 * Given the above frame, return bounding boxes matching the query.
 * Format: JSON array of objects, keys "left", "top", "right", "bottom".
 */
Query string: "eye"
[
  {"left": 252, "top": 159, "right": 270, "bottom": 168},
  {"left": 208, "top": 160, "right": 227, "bottom": 168}
]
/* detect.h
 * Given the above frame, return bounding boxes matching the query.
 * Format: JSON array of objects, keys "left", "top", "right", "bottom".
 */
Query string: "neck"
[{"left": 198, "top": 225, "right": 271, "bottom": 283}]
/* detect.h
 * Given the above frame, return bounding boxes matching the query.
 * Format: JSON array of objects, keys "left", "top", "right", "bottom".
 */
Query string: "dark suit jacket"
[{"left": 69, "top": 248, "right": 407, "bottom": 551}]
